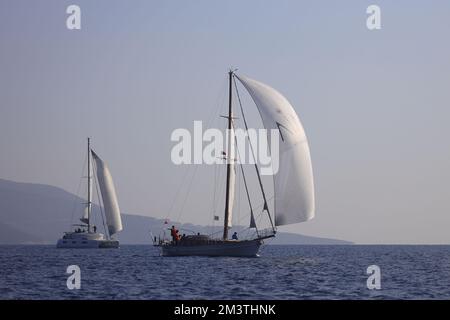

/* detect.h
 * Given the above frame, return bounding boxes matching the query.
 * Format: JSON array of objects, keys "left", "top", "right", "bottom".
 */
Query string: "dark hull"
[{"left": 159, "top": 238, "right": 264, "bottom": 257}]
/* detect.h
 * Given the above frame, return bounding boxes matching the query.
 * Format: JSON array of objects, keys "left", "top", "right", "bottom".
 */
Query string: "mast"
[
  {"left": 223, "top": 70, "right": 233, "bottom": 240},
  {"left": 87, "top": 137, "right": 91, "bottom": 233}
]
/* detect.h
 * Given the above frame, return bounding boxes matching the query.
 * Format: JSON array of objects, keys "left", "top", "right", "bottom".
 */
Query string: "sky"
[{"left": 1, "top": 1, "right": 450, "bottom": 244}]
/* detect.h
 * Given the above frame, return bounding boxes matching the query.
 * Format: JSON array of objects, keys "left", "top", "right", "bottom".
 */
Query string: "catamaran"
[
  {"left": 154, "top": 70, "right": 315, "bottom": 257},
  {"left": 56, "top": 138, "right": 123, "bottom": 248}
]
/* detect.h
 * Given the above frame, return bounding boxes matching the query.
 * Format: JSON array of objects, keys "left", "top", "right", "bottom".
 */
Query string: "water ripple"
[{"left": 1, "top": 245, "right": 450, "bottom": 299}]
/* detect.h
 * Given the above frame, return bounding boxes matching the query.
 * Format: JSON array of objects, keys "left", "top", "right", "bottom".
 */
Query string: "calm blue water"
[{"left": 1, "top": 245, "right": 450, "bottom": 299}]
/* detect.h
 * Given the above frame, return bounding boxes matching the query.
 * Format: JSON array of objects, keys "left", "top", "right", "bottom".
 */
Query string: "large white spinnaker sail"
[
  {"left": 91, "top": 151, "right": 123, "bottom": 235},
  {"left": 236, "top": 75, "right": 315, "bottom": 226}
]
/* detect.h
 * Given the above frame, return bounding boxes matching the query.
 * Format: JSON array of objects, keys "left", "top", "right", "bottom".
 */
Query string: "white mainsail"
[
  {"left": 80, "top": 205, "right": 90, "bottom": 224},
  {"left": 80, "top": 161, "right": 92, "bottom": 224},
  {"left": 91, "top": 150, "right": 123, "bottom": 235},
  {"left": 225, "top": 118, "right": 236, "bottom": 228},
  {"left": 236, "top": 75, "right": 315, "bottom": 226}
]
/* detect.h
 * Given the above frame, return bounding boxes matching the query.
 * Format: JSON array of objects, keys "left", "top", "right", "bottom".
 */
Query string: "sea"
[{"left": 1, "top": 245, "right": 450, "bottom": 300}]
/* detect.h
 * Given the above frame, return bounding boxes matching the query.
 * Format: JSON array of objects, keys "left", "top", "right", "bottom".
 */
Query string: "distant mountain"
[
  {"left": 0, "top": 222, "right": 45, "bottom": 244},
  {"left": 0, "top": 178, "right": 352, "bottom": 245}
]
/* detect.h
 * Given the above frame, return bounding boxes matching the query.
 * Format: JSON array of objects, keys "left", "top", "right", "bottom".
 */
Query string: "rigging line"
[
  {"left": 236, "top": 160, "right": 240, "bottom": 227},
  {"left": 205, "top": 76, "right": 228, "bottom": 132},
  {"left": 210, "top": 82, "right": 230, "bottom": 225},
  {"left": 211, "top": 160, "right": 226, "bottom": 235},
  {"left": 231, "top": 196, "right": 263, "bottom": 229},
  {"left": 233, "top": 121, "right": 260, "bottom": 237},
  {"left": 209, "top": 229, "right": 225, "bottom": 237},
  {"left": 246, "top": 195, "right": 275, "bottom": 228},
  {"left": 165, "top": 165, "right": 192, "bottom": 222},
  {"left": 178, "top": 227, "right": 198, "bottom": 235},
  {"left": 214, "top": 166, "right": 226, "bottom": 221},
  {"left": 92, "top": 160, "right": 108, "bottom": 239},
  {"left": 210, "top": 159, "right": 219, "bottom": 235},
  {"left": 212, "top": 157, "right": 217, "bottom": 215},
  {"left": 167, "top": 78, "right": 226, "bottom": 225},
  {"left": 216, "top": 187, "right": 273, "bottom": 228},
  {"left": 175, "top": 163, "right": 200, "bottom": 224},
  {"left": 211, "top": 160, "right": 217, "bottom": 235},
  {"left": 166, "top": 79, "right": 226, "bottom": 225},
  {"left": 212, "top": 118, "right": 227, "bottom": 216},
  {"left": 69, "top": 149, "right": 88, "bottom": 229},
  {"left": 233, "top": 76, "right": 276, "bottom": 232},
  {"left": 212, "top": 126, "right": 225, "bottom": 231},
  {"left": 212, "top": 119, "right": 224, "bottom": 216},
  {"left": 251, "top": 195, "right": 274, "bottom": 212}
]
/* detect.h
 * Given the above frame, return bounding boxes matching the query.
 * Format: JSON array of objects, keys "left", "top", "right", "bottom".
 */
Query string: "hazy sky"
[{"left": 1, "top": 1, "right": 450, "bottom": 244}]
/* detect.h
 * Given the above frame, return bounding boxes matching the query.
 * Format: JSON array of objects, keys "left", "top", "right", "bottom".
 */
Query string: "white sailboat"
[
  {"left": 56, "top": 138, "right": 123, "bottom": 248},
  {"left": 154, "top": 70, "right": 315, "bottom": 257}
]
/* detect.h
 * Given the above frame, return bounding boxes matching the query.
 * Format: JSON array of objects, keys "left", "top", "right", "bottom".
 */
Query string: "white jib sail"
[
  {"left": 91, "top": 150, "right": 123, "bottom": 235},
  {"left": 226, "top": 117, "right": 236, "bottom": 228},
  {"left": 236, "top": 75, "right": 315, "bottom": 226}
]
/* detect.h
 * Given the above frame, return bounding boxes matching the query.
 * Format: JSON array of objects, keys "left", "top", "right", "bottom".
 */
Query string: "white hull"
[
  {"left": 56, "top": 231, "right": 119, "bottom": 249},
  {"left": 160, "top": 239, "right": 263, "bottom": 257},
  {"left": 56, "top": 239, "right": 119, "bottom": 248}
]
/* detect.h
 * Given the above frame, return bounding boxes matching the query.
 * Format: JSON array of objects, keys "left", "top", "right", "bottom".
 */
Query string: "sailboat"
[
  {"left": 154, "top": 70, "right": 315, "bottom": 257},
  {"left": 56, "top": 138, "right": 123, "bottom": 248}
]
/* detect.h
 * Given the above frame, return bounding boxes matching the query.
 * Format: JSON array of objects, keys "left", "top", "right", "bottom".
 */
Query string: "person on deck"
[
  {"left": 170, "top": 225, "right": 179, "bottom": 243},
  {"left": 232, "top": 232, "right": 238, "bottom": 240}
]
